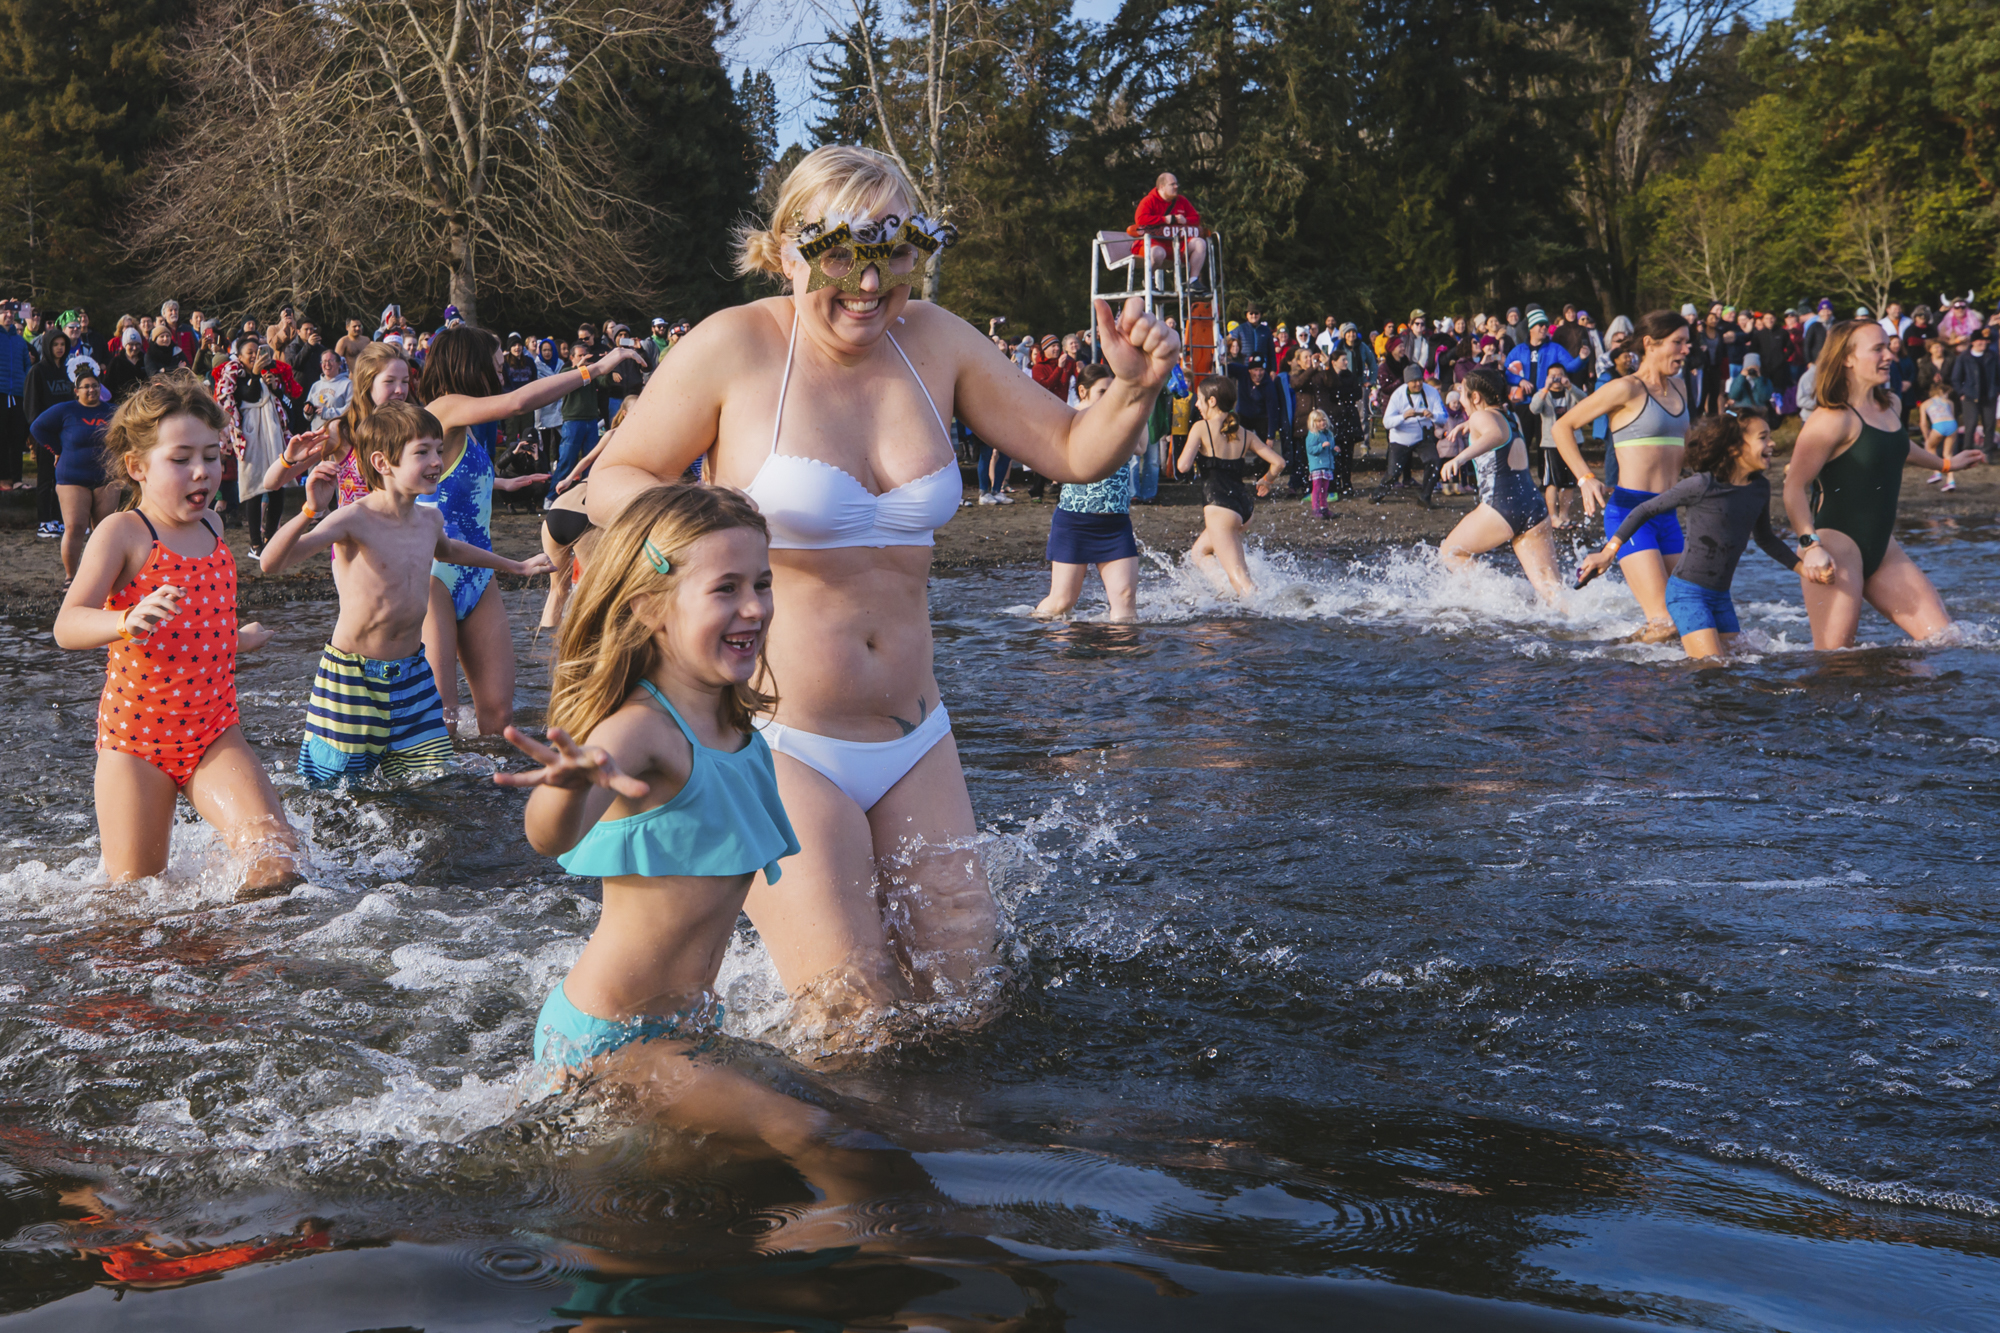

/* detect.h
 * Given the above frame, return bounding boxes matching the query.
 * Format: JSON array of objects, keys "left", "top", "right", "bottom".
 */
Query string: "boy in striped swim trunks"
[{"left": 260, "top": 402, "right": 554, "bottom": 782}]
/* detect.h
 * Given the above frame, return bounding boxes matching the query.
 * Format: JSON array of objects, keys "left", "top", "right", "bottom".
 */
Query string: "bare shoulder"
[
  {"left": 682, "top": 299, "right": 792, "bottom": 365},
  {"left": 589, "top": 691, "right": 693, "bottom": 781},
  {"left": 93, "top": 509, "right": 154, "bottom": 548}
]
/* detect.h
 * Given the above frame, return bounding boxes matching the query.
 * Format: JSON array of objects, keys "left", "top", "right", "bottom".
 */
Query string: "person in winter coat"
[
  {"left": 1949, "top": 326, "right": 1996, "bottom": 449},
  {"left": 25, "top": 331, "right": 76, "bottom": 532},
  {"left": 0, "top": 302, "right": 32, "bottom": 491},
  {"left": 1727, "top": 353, "right": 1775, "bottom": 411},
  {"left": 1503, "top": 310, "right": 1585, "bottom": 398}
]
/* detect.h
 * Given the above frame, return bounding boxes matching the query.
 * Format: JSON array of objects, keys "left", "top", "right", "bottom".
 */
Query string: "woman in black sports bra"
[{"left": 1175, "top": 374, "right": 1288, "bottom": 597}]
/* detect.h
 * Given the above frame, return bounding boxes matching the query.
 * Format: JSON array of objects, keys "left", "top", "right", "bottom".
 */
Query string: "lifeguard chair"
[{"left": 1090, "top": 224, "right": 1226, "bottom": 374}]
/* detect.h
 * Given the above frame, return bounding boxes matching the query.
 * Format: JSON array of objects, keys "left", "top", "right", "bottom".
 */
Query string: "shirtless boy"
[{"left": 260, "top": 402, "right": 555, "bottom": 781}]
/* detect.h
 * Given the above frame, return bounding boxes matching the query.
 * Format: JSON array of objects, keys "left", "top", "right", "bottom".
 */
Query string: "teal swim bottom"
[{"left": 532, "top": 982, "right": 714, "bottom": 1067}]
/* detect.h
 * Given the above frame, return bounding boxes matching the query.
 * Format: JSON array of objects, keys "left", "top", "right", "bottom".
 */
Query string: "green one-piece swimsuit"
[{"left": 1811, "top": 411, "right": 1908, "bottom": 578}]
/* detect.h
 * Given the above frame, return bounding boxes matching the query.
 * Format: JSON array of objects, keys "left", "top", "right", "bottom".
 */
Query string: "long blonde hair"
[
  {"left": 733, "top": 145, "right": 923, "bottom": 278},
  {"left": 330, "top": 342, "right": 410, "bottom": 459},
  {"left": 551, "top": 486, "right": 776, "bottom": 743}
]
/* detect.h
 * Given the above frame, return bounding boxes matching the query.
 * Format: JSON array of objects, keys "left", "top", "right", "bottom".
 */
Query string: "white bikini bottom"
[{"left": 757, "top": 703, "right": 953, "bottom": 812}]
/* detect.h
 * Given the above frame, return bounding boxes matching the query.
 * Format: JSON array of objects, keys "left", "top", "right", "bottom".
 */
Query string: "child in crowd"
[
  {"left": 1921, "top": 379, "right": 1959, "bottom": 491},
  {"left": 1303, "top": 409, "right": 1340, "bottom": 516},
  {"left": 1034, "top": 364, "right": 1144, "bottom": 620},
  {"left": 259, "top": 402, "right": 554, "bottom": 781},
  {"left": 1530, "top": 366, "right": 1586, "bottom": 527},
  {"left": 1576, "top": 409, "right": 1825, "bottom": 660},
  {"left": 53, "top": 371, "right": 301, "bottom": 900},
  {"left": 494, "top": 486, "right": 800, "bottom": 1072}
]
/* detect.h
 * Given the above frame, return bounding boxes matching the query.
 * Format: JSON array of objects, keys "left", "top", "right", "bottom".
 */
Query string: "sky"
[{"left": 722, "top": 0, "right": 1126, "bottom": 150}]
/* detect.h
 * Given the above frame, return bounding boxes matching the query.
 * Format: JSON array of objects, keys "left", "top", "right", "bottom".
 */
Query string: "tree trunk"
[{"left": 448, "top": 216, "right": 477, "bottom": 327}]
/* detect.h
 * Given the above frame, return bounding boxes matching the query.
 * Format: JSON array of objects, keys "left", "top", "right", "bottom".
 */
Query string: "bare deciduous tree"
[
  {"left": 136, "top": 0, "right": 713, "bottom": 325},
  {"left": 812, "top": 0, "right": 992, "bottom": 300},
  {"left": 1646, "top": 174, "right": 1764, "bottom": 309},
  {"left": 1824, "top": 186, "right": 1913, "bottom": 318},
  {"left": 1569, "top": 0, "right": 1757, "bottom": 316}
]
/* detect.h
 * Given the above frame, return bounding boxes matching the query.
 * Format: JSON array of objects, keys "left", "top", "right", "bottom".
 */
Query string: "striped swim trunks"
[{"left": 297, "top": 645, "right": 454, "bottom": 783}]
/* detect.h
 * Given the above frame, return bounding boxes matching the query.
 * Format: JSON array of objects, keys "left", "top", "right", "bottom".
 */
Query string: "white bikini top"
[{"left": 742, "top": 314, "right": 962, "bottom": 550}]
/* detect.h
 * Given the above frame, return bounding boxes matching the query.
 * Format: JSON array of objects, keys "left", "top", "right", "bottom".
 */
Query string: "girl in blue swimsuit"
[
  {"left": 417, "top": 327, "right": 639, "bottom": 734},
  {"left": 496, "top": 485, "right": 798, "bottom": 1070}
]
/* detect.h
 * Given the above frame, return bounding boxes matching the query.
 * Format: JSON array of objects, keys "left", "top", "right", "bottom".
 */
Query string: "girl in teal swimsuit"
[
  {"left": 417, "top": 327, "right": 638, "bottom": 735},
  {"left": 496, "top": 484, "right": 799, "bottom": 1071}
]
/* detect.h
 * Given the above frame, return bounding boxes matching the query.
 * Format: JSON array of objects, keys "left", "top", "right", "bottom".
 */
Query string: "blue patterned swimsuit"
[{"left": 422, "top": 423, "right": 496, "bottom": 620}]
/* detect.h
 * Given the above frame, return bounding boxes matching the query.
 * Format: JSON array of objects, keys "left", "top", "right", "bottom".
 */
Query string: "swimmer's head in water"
[{"left": 787, "top": 212, "right": 959, "bottom": 295}]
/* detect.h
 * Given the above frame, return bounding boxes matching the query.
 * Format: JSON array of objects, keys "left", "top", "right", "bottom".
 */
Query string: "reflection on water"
[{"left": 2, "top": 522, "right": 1999, "bottom": 1330}]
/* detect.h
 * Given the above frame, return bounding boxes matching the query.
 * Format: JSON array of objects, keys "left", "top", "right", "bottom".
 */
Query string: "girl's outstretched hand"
[
  {"left": 1574, "top": 545, "right": 1618, "bottom": 589},
  {"left": 122, "top": 584, "right": 184, "bottom": 641},
  {"left": 237, "top": 621, "right": 273, "bottom": 652},
  {"left": 495, "top": 725, "right": 650, "bottom": 798}
]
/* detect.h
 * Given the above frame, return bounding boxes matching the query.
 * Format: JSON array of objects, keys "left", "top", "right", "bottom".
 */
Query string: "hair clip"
[{"left": 643, "top": 538, "right": 672, "bottom": 575}]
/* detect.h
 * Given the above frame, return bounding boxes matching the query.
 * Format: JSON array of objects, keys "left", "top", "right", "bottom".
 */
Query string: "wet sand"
[{"left": 1, "top": 448, "right": 1992, "bottom": 618}]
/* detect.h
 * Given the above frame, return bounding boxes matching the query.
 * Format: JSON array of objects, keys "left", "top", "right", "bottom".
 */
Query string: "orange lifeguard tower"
[{"left": 1090, "top": 224, "right": 1226, "bottom": 374}]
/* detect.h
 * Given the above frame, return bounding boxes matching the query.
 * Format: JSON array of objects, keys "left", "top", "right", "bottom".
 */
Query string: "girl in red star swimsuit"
[{"left": 53, "top": 371, "right": 302, "bottom": 901}]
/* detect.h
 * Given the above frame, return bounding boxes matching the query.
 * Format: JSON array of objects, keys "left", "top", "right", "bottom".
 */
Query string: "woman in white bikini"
[{"left": 587, "top": 146, "right": 1178, "bottom": 1036}]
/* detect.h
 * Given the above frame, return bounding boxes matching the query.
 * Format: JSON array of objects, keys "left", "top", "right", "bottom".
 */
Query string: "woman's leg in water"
[
  {"left": 1511, "top": 521, "right": 1568, "bottom": 607},
  {"left": 744, "top": 736, "right": 1001, "bottom": 1033},
  {"left": 1616, "top": 547, "right": 1680, "bottom": 639},
  {"left": 1033, "top": 562, "right": 1086, "bottom": 619},
  {"left": 1863, "top": 537, "right": 1953, "bottom": 641},
  {"left": 1204, "top": 507, "right": 1256, "bottom": 596},
  {"left": 745, "top": 757, "right": 907, "bottom": 1027},
  {"left": 1440, "top": 504, "right": 1514, "bottom": 568},
  {"left": 1099, "top": 556, "right": 1139, "bottom": 621},
  {"left": 453, "top": 581, "right": 518, "bottom": 735},
  {"left": 1799, "top": 528, "right": 1867, "bottom": 649},
  {"left": 868, "top": 732, "right": 996, "bottom": 1004}
]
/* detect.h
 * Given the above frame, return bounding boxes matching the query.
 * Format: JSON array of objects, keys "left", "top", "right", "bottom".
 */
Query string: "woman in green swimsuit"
[{"left": 1782, "top": 320, "right": 1984, "bottom": 648}]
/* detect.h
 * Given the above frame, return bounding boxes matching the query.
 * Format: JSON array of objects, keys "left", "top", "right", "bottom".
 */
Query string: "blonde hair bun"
[{"left": 732, "top": 145, "right": 924, "bottom": 280}]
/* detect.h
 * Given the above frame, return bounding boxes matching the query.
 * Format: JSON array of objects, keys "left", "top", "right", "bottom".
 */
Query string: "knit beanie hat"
[{"left": 1526, "top": 306, "right": 1549, "bottom": 329}]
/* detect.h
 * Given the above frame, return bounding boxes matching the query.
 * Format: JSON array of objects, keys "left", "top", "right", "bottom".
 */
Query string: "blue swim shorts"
[
  {"left": 1663, "top": 575, "right": 1740, "bottom": 637},
  {"left": 1603, "top": 486, "right": 1686, "bottom": 557}
]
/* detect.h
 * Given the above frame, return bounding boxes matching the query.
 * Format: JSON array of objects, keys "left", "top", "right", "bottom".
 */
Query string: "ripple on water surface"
[{"left": 0, "top": 544, "right": 1997, "bottom": 1328}]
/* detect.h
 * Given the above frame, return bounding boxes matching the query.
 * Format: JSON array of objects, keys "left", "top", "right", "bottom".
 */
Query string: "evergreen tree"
[
  {"left": 554, "top": 30, "right": 760, "bottom": 330},
  {"left": 810, "top": 1, "right": 883, "bottom": 147},
  {"left": 0, "top": 0, "right": 182, "bottom": 310}
]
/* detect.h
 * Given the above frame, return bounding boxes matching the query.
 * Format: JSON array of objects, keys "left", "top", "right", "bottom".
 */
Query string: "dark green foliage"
[{"left": 0, "top": 0, "right": 183, "bottom": 310}]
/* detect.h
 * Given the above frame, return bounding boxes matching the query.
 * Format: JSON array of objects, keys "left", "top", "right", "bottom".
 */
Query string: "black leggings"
[{"left": 249, "top": 489, "right": 288, "bottom": 547}]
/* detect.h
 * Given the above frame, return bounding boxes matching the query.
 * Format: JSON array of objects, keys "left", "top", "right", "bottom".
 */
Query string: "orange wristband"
[{"left": 116, "top": 609, "right": 134, "bottom": 642}]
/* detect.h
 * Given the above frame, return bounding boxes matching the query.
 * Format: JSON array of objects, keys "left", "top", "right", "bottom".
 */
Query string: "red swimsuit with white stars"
[{"left": 97, "top": 511, "right": 240, "bottom": 786}]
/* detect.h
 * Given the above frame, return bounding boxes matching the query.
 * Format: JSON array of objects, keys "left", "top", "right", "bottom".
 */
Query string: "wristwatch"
[{"left": 1798, "top": 533, "right": 1820, "bottom": 548}]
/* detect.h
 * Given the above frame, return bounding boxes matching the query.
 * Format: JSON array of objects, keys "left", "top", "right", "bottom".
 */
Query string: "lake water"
[{"left": 2, "top": 514, "right": 1997, "bottom": 1331}]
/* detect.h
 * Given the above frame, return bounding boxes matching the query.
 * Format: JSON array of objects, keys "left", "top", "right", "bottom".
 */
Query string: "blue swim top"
[{"left": 556, "top": 681, "right": 800, "bottom": 882}]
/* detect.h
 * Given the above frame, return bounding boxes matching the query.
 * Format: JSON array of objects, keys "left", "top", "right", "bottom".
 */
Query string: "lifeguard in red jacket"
[{"left": 1133, "top": 173, "right": 1211, "bottom": 295}]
